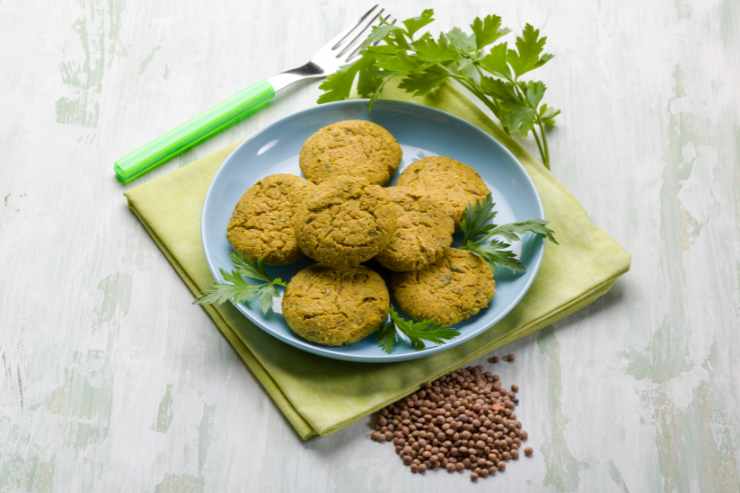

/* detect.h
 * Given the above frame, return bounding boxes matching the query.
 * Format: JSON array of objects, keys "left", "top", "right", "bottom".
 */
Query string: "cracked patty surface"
[
  {"left": 282, "top": 264, "right": 390, "bottom": 346},
  {"left": 294, "top": 175, "right": 398, "bottom": 268},
  {"left": 376, "top": 187, "right": 455, "bottom": 272},
  {"left": 390, "top": 248, "right": 495, "bottom": 326},
  {"left": 299, "top": 120, "right": 402, "bottom": 185},
  {"left": 397, "top": 156, "right": 490, "bottom": 224},
  {"left": 227, "top": 174, "right": 313, "bottom": 265}
]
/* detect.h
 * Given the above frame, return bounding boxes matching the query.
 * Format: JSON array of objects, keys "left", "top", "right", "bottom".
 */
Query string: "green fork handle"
[{"left": 114, "top": 80, "right": 275, "bottom": 185}]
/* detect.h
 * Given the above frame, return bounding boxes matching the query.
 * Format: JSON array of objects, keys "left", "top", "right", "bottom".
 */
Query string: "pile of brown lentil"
[{"left": 370, "top": 363, "right": 533, "bottom": 483}]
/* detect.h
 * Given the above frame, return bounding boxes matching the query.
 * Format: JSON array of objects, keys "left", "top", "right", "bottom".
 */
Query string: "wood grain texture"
[{"left": 0, "top": 0, "right": 738, "bottom": 491}]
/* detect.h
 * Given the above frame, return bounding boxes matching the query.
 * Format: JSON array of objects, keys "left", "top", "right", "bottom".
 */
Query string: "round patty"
[
  {"left": 390, "top": 248, "right": 495, "bottom": 326},
  {"left": 397, "top": 156, "right": 490, "bottom": 224},
  {"left": 282, "top": 264, "right": 390, "bottom": 346},
  {"left": 376, "top": 187, "right": 455, "bottom": 272},
  {"left": 294, "top": 175, "right": 398, "bottom": 269},
  {"left": 299, "top": 120, "right": 402, "bottom": 185},
  {"left": 227, "top": 174, "right": 313, "bottom": 264}
]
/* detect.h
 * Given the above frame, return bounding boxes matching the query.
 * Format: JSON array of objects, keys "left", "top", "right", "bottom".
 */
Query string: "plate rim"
[{"left": 201, "top": 99, "right": 545, "bottom": 363}]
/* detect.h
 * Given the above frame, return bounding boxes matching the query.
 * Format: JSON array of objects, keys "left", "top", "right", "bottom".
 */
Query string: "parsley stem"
[
  {"left": 509, "top": 77, "right": 551, "bottom": 168},
  {"left": 537, "top": 120, "right": 551, "bottom": 168},
  {"left": 531, "top": 126, "right": 547, "bottom": 168},
  {"left": 447, "top": 71, "right": 502, "bottom": 125},
  {"left": 446, "top": 66, "right": 551, "bottom": 167}
]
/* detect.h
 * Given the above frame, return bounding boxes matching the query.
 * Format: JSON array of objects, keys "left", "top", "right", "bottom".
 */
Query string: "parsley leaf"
[
  {"left": 377, "top": 319, "right": 399, "bottom": 353},
  {"left": 378, "top": 307, "right": 460, "bottom": 353},
  {"left": 460, "top": 193, "right": 497, "bottom": 243},
  {"left": 197, "top": 269, "right": 263, "bottom": 305},
  {"left": 317, "top": 57, "right": 364, "bottom": 103},
  {"left": 479, "top": 43, "right": 510, "bottom": 78},
  {"left": 413, "top": 33, "right": 458, "bottom": 63},
  {"left": 464, "top": 239, "right": 525, "bottom": 273},
  {"left": 490, "top": 220, "right": 558, "bottom": 244},
  {"left": 367, "top": 46, "right": 416, "bottom": 72},
  {"left": 481, "top": 75, "right": 518, "bottom": 102},
  {"left": 507, "top": 23, "right": 553, "bottom": 77},
  {"left": 317, "top": 9, "right": 560, "bottom": 168},
  {"left": 497, "top": 100, "right": 537, "bottom": 136},
  {"left": 197, "top": 251, "right": 287, "bottom": 315},
  {"left": 446, "top": 27, "right": 476, "bottom": 55},
  {"left": 356, "top": 58, "right": 387, "bottom": 103},
  {"left": 363, "top": 22, "right": 399, "bottom": 48},
  {"left": 398, "top": 65, "right": 448, "bottom": 96},
  {"left": 523, "top": 80, "right": 546, "bottom": 107},
  {"left": 403, "top": 8, "right": 435, "bottom": 37},
  {"left": 459, "top": 195, "right": 557, "bottom": 273},
  {"left": 229, "top": 251, "right": 271, "bottom": 282},
  {"left": 471, "top": 14, "right": 509, "bottom": 49},
  {"left": 539, "top": 103, "right": 561, "bottom": 129},
  {"left": 395, "top": 312, "right": 459, "bottom": 349}
]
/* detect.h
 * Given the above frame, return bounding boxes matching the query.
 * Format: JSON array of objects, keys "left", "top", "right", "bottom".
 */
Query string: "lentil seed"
[{"left": 369, "top": 366, "right": 530, "bottom": 483}]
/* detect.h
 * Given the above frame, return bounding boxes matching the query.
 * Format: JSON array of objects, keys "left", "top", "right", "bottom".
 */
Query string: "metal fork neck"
[{"left": 269, "top": 62, "right": 324, "bottom": 93}]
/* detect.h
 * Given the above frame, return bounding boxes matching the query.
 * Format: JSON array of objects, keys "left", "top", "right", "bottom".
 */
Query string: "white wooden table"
[{"left": 1, "top": 1, "right": 738, "bottom": 491}]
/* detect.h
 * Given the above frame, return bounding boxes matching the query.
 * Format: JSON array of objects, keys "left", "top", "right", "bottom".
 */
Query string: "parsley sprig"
[
  {"left": 318, "top": 9, "right": 560, "bottom": 167},
  {"left": 461, "top": 194, "right": 557, "bottom": 273},
  {"left": 197, "top": 251, "right": 287, "bottom": 315},
  {"left": 378, "top": 307, "right": 460, "bottom": 353}
]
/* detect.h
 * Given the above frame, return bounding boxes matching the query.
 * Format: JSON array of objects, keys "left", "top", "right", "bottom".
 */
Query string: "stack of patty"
[{"left": 226, "top": 120, "right": 495, "bottom": 346}]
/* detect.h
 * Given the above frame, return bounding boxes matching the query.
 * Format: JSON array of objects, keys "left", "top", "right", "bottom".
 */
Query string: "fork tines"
[{"left": 331, "top": 5, "right": 397, "bottom": 62}]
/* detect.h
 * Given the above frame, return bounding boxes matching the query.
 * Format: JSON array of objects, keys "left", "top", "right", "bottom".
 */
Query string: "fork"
[{"left": 114, "top": 4, "right": 394, "bottom": 185}]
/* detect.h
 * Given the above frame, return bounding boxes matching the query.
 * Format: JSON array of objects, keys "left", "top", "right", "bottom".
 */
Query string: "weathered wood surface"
[{"left": 0, "top": 1, "right": 738, "bottom": 491}]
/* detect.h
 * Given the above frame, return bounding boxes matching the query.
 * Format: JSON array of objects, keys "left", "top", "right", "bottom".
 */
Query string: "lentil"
[{"left": 369, "top": 366, "right": 531, "bottom": 483}]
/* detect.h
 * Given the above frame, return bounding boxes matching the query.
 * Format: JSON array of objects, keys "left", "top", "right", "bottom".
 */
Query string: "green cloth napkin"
[{"left": 124, "top": 85, "right": 630, "bottom": 440}]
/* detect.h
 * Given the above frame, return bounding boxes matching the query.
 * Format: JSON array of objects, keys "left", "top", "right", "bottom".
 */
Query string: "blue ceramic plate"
[{"left": 202, "top": 100, "right": 544, "bottom": 363}]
